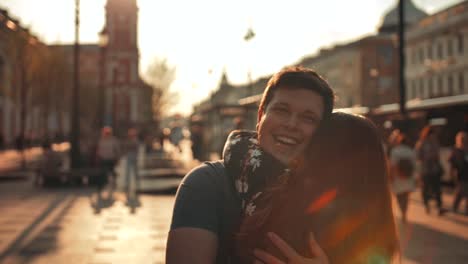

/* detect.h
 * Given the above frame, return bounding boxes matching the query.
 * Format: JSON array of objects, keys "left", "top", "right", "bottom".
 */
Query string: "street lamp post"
[
  {"left": 244, "top": 25, "right": 255, "bottom": 129},
  {"left": 99, "top": 30, "right": 109, "bottom": 129},
  {"left": 70, "top": 0, "right": 81, "bottom": 168},
  {"left": 398, "top": 0, "right": 407, "bottom": 117}
]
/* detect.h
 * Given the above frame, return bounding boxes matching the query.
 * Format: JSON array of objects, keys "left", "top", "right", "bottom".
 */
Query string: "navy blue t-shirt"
[{"left": 170, "top": 161, "right": 241, "bottom": 263}]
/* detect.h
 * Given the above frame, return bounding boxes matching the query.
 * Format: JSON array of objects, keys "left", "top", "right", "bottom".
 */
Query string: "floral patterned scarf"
[{"left": 223, "top": 130, "right": 289, "bottom": 216}]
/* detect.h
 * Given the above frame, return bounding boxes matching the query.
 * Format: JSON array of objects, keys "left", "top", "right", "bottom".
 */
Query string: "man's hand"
[{"left": 253, "top": 232, "right": 329, "bottom": 264}]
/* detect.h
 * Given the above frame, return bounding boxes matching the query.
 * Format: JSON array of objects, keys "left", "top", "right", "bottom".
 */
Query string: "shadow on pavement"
[
  {"left": 399, "top": 221, "right": 468, "bottom": 264},
  {"left": 0, "top": 174, "right": 29, "bottom": 182},
  {"left": 0, "top": 193, "right": 78, "bottom": 263},
  {"left": 139, "top": 187, "right": 178, "bottom": 195}
]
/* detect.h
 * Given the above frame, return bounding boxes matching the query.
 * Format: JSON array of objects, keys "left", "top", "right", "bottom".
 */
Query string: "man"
[
  {"left": 121, "top": 128, "right": 141, "bottom": 202},
  {"left": 449, "top": 131, "right": 468, "bottom": 215},
  {"left": 415, "top": 125, "right": 445, "bottom": 215},
  {"left": 96, "top": 126, "right": 121, "bottom": 200},
  {"left": 166, "top": 66, "right": 334, "bottom": 263}
]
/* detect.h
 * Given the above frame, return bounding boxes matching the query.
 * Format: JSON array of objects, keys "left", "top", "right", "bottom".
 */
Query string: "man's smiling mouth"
[{"left": 274, "top": 135, "right": 299, "bottom": 146}]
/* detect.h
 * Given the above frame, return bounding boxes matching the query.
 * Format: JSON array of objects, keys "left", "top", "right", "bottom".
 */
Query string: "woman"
[
  {"left": 389, "top": 132, "right": 417, "bottom": 223},
  {"left": 225, "top": 112, "right": 399, "bottom": 263}
]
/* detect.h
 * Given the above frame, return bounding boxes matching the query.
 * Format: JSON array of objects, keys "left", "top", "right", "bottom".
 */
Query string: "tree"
[
  {"left": 46, "top": 48, "right": 73, "bottom": 137},
  {"left": 143, "top": 57, "right": 178, "bottom": 122},
  {"left": 4, "top": 27, "right": 41, "bottom": 167}
]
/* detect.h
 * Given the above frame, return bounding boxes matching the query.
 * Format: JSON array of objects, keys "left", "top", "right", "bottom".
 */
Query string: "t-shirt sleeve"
[{"left": 170, "top": 163, "right": 222, "bottom": 234}]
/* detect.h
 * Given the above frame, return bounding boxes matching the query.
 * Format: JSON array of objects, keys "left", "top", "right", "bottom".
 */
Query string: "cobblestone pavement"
[
  {"left": 396, "top": 190, "right": 468, "bottom": 264},
  {"left": 1, "top": 177, "right": 467, "bottom": 264},
  {"left": 1, "top": 140, "right": 467, "bottom": 263},
  {"left": 0, "top": 178, "right": 174, "bottom": 264}
]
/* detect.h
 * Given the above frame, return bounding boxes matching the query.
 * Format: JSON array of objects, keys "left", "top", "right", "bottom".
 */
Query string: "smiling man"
[{"left": 166, "top": 66, "right": 334, "bottom": 264}]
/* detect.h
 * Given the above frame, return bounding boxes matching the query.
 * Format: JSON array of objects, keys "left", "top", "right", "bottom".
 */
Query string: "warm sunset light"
[
  {"left": 1, "top": 1, "right": 467, "bottom": 263},
  {"left": 1, "top": 0, "right": 463, "bottom": 115}
]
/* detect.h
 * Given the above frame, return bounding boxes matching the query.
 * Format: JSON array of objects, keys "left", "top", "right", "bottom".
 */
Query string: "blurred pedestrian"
[
  {"left": 386, "top": 128, "right": 401, "bottom": 156},
  {"left": 415, "top": 125, "right": 445, "bottom": 215},
  {"left": 170, "top": 124, "right": 184, "bottom": 153},
  {"left": 158, "top": 128, "right": 169, "bottom": 151},
  {"left": 37, "top": 141, "right": 63, "bottom": 186},
  {"left": 449, "top": 131, "right": 468, "bottom": 215},
  {"left": 96, "top": 126, "right": 121, "bottom": 200},
  {"left": 389, "top": 132, "right": 417, "bottom": 223},
  {"left": 122, "top": 128, "right": 141, "bottom": 202},
  {"left": 190, "top": 124, "right": 203, "bottom": 161}
]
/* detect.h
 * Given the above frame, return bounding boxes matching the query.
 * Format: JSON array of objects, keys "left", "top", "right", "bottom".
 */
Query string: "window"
[
  {"left": 437, "top": 42, "right": 443, "bottom": 59},
  {"left": 378, "top": 45, "right": 393, "bottom": 65},
  {"left": 407, "top": 84, "right": 412, "bottom": 99},
  {"left": 438, "top": 76, "right": 443, "bottom": 96},
  {"left": 447, "top": 38, "right": 453, "bottom": 57},
  {"left": 427, "top": 78, "right": 433, "bottom": 98},
  {"left": 419, "top": 47, "right": 424, "bottom": 63},
  {"left": 460, "top": 72, "right": 465, "bottom": 93},
  {"left": 431, "top": 77, "right": 437, "bottom": 96},
  {"left": 407, "top": 80, "right": 412, "bottom": 96},
  {"left": 448, "top": 75, "right": 453, "bottom": 95},
  {"left": 379, "top": 77, "right": 393, "bottom": 92},
  {"left": 427, "top": 44, "right": 432, "bottom": 59},
  {"left": 411, "top": 48, "right": 417, "bottom": 65},
  {"left": 113, "top": 68, "right": 119, "bottom": 84},
  {"left": 422, "top": 79, "right": 428, "bottom": 98},
  {"left": 417, "top": 79, "right": 423, "bottom": 98},
  {"left": 458, "top": 33, "right": 464, "bottom": 54}
]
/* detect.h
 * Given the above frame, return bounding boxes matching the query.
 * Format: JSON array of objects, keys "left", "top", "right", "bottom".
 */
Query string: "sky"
[{"left": 0, "top": 0, "right": 464, "bottom": 116}]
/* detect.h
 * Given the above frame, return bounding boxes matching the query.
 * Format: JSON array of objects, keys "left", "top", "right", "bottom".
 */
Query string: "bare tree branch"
[{"left": 143, "top": 57, "right": 178, "bottom": 121}]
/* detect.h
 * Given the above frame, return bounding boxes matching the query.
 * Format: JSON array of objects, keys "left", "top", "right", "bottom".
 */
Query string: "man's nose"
[{"left": 284, "top": 115, "right": 299, "bottom": 129}]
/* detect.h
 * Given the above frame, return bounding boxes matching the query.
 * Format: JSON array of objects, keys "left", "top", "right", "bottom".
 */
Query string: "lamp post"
[
  {"left": 398, "top": 0, "right": 407, "bottom": 117},
  {"left": 70, "top": 0, "right": 81, "bottom": 168},
  {"left": 99, "top": 30, "right": 109, "bottom": 129},
  {"left": 244, "top": 25, "right": 255, "bottom": 129}
]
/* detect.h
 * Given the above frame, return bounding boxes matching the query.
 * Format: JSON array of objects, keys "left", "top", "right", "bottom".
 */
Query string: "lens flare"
[{"left": 305, "top": 188, "right": 337, "bottom": 214}]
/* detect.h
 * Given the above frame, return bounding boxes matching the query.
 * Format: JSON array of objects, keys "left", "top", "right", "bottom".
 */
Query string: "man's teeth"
[{"left": 276, "top": 136, "right": 297, "bottom": 145}]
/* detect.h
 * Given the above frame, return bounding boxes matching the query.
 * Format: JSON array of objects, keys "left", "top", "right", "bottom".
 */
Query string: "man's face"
[{"left": 257, "top": 87, "right": 324, "bottom": 165}]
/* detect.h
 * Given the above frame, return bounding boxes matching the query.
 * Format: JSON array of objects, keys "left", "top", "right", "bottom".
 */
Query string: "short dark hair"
[{"left": 258, "top": 66, "right": 335, "bottom": 121}]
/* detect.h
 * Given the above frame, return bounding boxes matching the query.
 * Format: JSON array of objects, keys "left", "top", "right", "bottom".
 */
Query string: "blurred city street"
[
  {"left": 1, "top": 0, "right": 468, "bottom": 263},
  {"left": 0, "top": 141, "right": 466, "bottom": 264}
]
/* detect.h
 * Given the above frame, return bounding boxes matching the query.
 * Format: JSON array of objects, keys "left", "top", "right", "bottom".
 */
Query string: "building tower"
[{"left": 102, "top": 0, "right": 141, "bottom": 134}]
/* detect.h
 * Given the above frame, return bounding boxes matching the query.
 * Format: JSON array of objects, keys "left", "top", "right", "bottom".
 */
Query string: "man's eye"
[
  {"left": 302, "top": 116, "right": 318, "bottom": 124},
  {"left": 273, "top": 107, "right": 288, "bottom": 114}
]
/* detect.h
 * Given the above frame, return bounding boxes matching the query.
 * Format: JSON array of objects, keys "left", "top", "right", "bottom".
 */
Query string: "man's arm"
[
  {"left": 253, "top": 232, "right": 329, "bottom": 264},
  {"left": 166, "top": 228, "right": 218, "bottom": 264},
  {"left": 166, "top": 163, "right": 223, "bottom": 264}
]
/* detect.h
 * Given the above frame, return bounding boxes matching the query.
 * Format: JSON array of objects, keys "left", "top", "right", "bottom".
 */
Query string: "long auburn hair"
[{"left": 235, "top": 112, "right": 399, "bottom": 263}]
